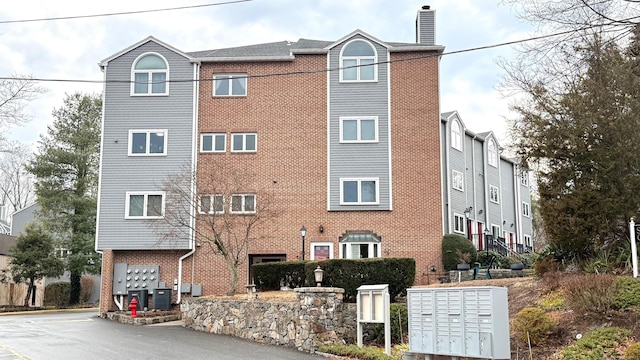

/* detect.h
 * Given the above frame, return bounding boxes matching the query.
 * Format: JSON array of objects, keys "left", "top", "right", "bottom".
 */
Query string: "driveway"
[{"left": 0, "top": 310, "right": 328, "bottom": 360}]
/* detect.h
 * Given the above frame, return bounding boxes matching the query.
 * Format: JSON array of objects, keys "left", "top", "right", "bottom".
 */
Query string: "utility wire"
[
  {"left": 1, "top": 14, "right": 638, "bottom": 85},
  {"left": 0, "top": 0, "right": 252, "bottom": 24}
]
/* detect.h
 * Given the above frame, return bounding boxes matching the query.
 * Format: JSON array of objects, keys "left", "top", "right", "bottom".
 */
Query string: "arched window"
[
  {"left": 340, "top": 39, "right": 377, "bottom": 82},
  {"left": 131, "top": 53, "right": 168, "bottom": 95},
  {"left": 488, "top": 139, "right": 498, "bottom": 167},
  {"left": 451, "top": 120, "right": 462, "bottom": 150}
]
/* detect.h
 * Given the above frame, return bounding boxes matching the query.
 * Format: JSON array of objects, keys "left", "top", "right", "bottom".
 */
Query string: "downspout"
[
  {"left": 177, "top": 61, "right": 200, "bottom": 305},
  {"left": 444, "top": 118, "right": 451, "bottom": 234},
  {"left": 514, "top": 163, "right": 522, "bottom": 250}
]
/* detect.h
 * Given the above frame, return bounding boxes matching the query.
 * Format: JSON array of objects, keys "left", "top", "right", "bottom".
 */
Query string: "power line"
[
  {"left": 1, "top": 14, "right": 638, "bottom": 85},
  {"left": 0, "top": 0, "right": 252, "bottom": 24}
]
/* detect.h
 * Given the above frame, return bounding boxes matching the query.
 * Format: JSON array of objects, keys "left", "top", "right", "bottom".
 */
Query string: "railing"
[{"left": 483, "top": 235, "right": 529, "bottom": 263}]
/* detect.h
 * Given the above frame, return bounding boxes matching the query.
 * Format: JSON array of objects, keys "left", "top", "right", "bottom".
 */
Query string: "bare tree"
[
  {"left": 0, "top": 74, "right": 46, "bottom": 150},
  {"left": 152, "top": 162, "right": 280, "bottom": 294},
  {"left": 0, "top": 141, "right": 35, "bottom": 214}
]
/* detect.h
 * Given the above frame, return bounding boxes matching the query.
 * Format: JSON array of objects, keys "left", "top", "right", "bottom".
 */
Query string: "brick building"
[{"left": 95, "top": 6, "right": 447, "bottom": 314}]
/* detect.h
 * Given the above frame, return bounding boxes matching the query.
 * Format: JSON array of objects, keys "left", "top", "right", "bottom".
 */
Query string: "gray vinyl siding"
[
  {"left": 500, "top": 159, "right": 517, "bottom": 235},
  {"left": 441, "top": 121, "right": 449, "bottom": 231},
  {"left": 328, "top": 35, "right": 391, "bottom": 211},
  {"left": 448, "top": 120, "right": 466, "bottom": 217},
  {"left": 10, "top": 203, "right": 40, "bottom": 236},
  {"left": 485, "top": 139, "right": 502, "bottom": 230},
  {"left": 416, "top": 9, "right": 436, "bottom": 45},
  {"left": 96, "top": 41, "right": 195, "bottom": 250},
  {"left": 473, "top": 138, "right": 486, "bottom": 220},
  {"left": 520, "top": 172, "right": 533, "bottom": 240}
]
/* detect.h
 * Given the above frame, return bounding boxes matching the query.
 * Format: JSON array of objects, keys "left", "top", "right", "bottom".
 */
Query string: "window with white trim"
[
  {"left": 340, "top": 117, "right": 378, "bottom": 143},
  {"left": 201, "top": 133, "right": 226, "bottom": 153},
  {"left": 454, "top": 213, "right": 465, "bottom": 234},
  {"left": 231, "top": 133, "right": 257, "bottom": 152},
  {"left": 128, "top": 130, "right": 167, "bottom": 156},
  {"left": 452, "top": 170, "right": 464, "bottom": 191},
  {"left": 340, "top": 40, "right": 377, "bottom": 82},
  {"left": 230, "top": 194, "right": 256, "bottom": 214},
  {"left": 491, "top": 224, "right": 501, "bottom": 238},
  {"left": 524, "top": 234, "right": 532, "bottom": 247},
  {"left": 489, "top": 185, "right": 499, "bottom": 204},
  {"left": 451, "top": 120, "right": 462, "bottom": 151},
  {"left": 199, "top": 194, "right": 224, "bottom": 214},
  {"left": 125, "top": 192, "right": 165, "bottom": 219},
  {"left": 521, "top": 171, "right": 529, "bottom": 187},
  {"left": 339, "top": 231, "right": 381, "bottom": 259},
  {"left": 311, "top": 242, "right": 334, "bottom": 260},
  {"left": 522, "top": 202, "right": 531, "bottom": 217},
  {"left": 213, "top": 74, "right": 247, "bottom": 96},
  {"left": 340, "top": 178, "right": 379, "bottom": 205},
  {"left": 488, "top": 139, "right": 498, "bottom": 167},
  {"left": 131, "top": 53, "right": 168, "bottom": 95}
]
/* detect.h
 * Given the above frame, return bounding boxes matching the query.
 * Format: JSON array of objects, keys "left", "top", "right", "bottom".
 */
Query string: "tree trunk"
[
  {"left": 69, "top": 272, "right": 81, "bottom": 305},
  {"left": 23, "top": 278, "right": 34, "bottom": 307},
  {"left": 223, "top": 256, "right": 239, "bottom": 295}
]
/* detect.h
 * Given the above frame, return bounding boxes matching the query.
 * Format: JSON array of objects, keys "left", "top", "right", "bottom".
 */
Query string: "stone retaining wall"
[{"left": 180, "top": 287, "right": 356, "bottom": 353}]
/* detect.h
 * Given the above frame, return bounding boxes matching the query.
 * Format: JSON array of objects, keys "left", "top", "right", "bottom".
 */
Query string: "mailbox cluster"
[
  {"left": 112, "top": 263, "right": 160, "bottom": 295},
  {"left": 407, "top": 286, "right": 510, "bottom": 359}
]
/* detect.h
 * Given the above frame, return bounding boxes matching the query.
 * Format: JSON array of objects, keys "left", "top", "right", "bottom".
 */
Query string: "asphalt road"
[{"left": 0, "top": 310, "right": 327, "bottom": 360}]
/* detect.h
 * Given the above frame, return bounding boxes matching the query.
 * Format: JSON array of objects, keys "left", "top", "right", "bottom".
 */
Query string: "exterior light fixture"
[
  {"left": 464, "top": 206, "right": 473, "bottom": 219},
  {"left": 314, "top": 265, "right": 324, "bottom": 287},
  {"left": 300, "top": 226, "right": 307, "bottom": 260}
]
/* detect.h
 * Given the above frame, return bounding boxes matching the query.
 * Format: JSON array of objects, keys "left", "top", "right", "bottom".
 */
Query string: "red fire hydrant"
[{"left": 129, "top": 297, "right": 138, "bottom": 318}]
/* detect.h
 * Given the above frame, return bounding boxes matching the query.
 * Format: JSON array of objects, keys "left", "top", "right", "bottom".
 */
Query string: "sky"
[{"left": 0, "top": 0, "right": 532, "bottom": 150}]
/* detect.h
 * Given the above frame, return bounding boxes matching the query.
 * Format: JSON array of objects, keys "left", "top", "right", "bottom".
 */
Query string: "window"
[
  {"left": 488, "top": 139, "right": 498, "bottom": 167},
  {"left": 340, "top": 117, "right": 378, "bottom": 143},
  {"left": 340, "top": 39, "right": 377, "bottom": 82},
  {"left": 489, "top": 185, "right": 499, "bottom": 203},
  {"left": 340, "top": 178, "right": 379, "bottom": 205},
  {"left": 451, "top": 120, "right": 462, "bottom": 151},
  {"left": 454, "top": 214, "right": 465, "bottom": 234},
  {"left": 521, "top": 171, "right": 529, "bottom": 187},
  {"left": 452, "top": 170, "right": 464, "bottom": 191},
  {"left": 214, "top": 74, "right": 247, "bottom": 96},
  {"left": 339, "top": 231, "right": 381, "bottom": 259},
  {"left": 491, "top": 225, "right": 501, "bottom": 238},
  {"left": 199, "top": 195, "right": 224, "bottom": 214},
  {"left": 201, "top": 133, "right": 226, "bottom": 153},
  {"left": 231, "top": 133, "right": 257, "bottom": 152},
  {"left": 131, "top": 53, "right": 168, "bottom": 95},
  {"left": 230, "top": 194, "right": 256, "bottom": 214},
  {"left": 128, "top": 130, "right": 167, "bottom": 156},
  {"left": 125, "top": 192, "right": 165, "bottom": 219},
  {"left": 524, "top": 234, "right": 532, "bottom": 247},
  {"left": 311, "top": 242, "right": 334, "bottom": 260},
  {"left": 522, "top": 202, "right": 531, "bottom": 217}
]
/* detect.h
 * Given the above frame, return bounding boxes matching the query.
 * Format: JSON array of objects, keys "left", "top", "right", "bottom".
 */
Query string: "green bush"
[
  {"left": 44, "top": 282, "right": 70, "bottom": 308},
  {"left": 625, "top": 342, "right": 640, "bottom": 360},
  {"left": 252, "top": 261, "right": 306, "bottom": 290},
  {"left": 612, "top": 276, "right": 640, "bottom": 310},
  {"left": 367, "top": 304, "right": 408, "bottom": 345},
  {"left": 317, "top": 344, "right": 399, "bottom": 360},
  {"left": 442, "top": 234, "right": 477, "bottom": 271},
  {"left": 512, "top": 307, "right": 557, "bottom": 346},
  {"left": 308, "top": 258, "right": 415, "bottom": 302},
  {"left": 563, "top": 274, "right": 619, "bottom": 315},
  {"left": 560, "top": 327, "right": 631, "bottom": 359}
]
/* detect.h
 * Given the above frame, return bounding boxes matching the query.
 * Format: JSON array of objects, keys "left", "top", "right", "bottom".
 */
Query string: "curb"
[{"left": 0, "top": 307, "right": 99, "bottom": 317}]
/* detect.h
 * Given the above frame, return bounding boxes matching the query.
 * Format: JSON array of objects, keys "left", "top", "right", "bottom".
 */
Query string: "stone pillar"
[
  {"left": 99, "top": 249, "right": 114, "bottom": 315},
  {"left": 294, "top": 287, "right": 345, "bottom": 352}
]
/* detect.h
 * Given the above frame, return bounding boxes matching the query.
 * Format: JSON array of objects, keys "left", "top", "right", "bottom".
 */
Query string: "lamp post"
[
  {"left": 300, "top": 226, "right": 307, "bottom": 260},
  {"left": 314, "top": 265, "right": 324, "bottom": 287},
  {"left": 483, "top": 228, "right": 491, "bottom": 256}
]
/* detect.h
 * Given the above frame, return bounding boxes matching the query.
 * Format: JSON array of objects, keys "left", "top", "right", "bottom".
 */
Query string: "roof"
[{"left": 0, "top": 234, "right": 16, "bottom": 256}]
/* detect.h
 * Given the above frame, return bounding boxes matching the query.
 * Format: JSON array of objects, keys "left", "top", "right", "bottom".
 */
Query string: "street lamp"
[
  {"left": 300, "top": 226, "right": 307, "bottom": 260},
  {"left": 314, "top": 265, "right": 324, "bottom": 287},
  {"left": 483, "top": 228, "right": 491, "bottom": 256},
  {"left": 463, "top": 206, "right": 472, "bottom": 219}
]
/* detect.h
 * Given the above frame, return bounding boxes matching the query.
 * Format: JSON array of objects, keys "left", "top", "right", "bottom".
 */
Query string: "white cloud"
[{"left": 0, "top": 0, "right": 532, "bottom": 147}]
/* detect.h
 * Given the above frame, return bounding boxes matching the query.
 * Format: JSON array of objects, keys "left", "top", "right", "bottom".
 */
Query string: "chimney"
[{"left": 416, "top": 5, "right": 436, "bottom": 45}]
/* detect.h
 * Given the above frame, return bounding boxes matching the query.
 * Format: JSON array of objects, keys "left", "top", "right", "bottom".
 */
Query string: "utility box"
[
  {"left": 191, "top": 284, "right": 202, "bottom": 297},
  {"left": 407, "top": 286, "right": 510, "bottom": 359},
  {"left": 112, "top": 263, "right": 128, "bottom": 295},
  {"left": 127, "top": 289, "right": 149, "bottom": 311},
  {"left": 152, "top": 288, "right": 172, "bottom": 310}
]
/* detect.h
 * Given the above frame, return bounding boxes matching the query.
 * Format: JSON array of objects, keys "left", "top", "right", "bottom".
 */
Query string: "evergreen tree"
[
  {"left": 26, "top": 92, "right": 101, "bottom": 304},
  {"left": 9, "top": 223, "right": 64, "bottom": 306}
]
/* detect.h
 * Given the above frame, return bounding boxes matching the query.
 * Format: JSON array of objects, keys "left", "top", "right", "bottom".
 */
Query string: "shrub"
[
  {"left": 625, "top": 342, "right": 640, "bottom": 360},
  {"left": 44, "top": 282, "right": 70, "bottom": 308},
  {"left": 80, "top": 276, "right": 95, "bottom": 303},
  {"left": 368, "top": 304, "right": 408, "bottom": 345},
  {"left": 442, "top": 234, "right": 477, "bottom": 271},
  {"left": 563, "top": 274, "right": 619, "bottom": 315},
  {"left": 308, "top": 258, "right": 415, "bottom": 302},
  {"left": 252, "top": 261, "right": 306, "bottom": 290},
  {"left": 612, "top": 276, "right": 640, "bottom": 310},
  {"left": 512, "top": 307, "right": 557, "bottom": 346},
  {"left": 560, "top": 327, "right": 631, "bottom": 359},
  {"left": 317, "top": 344, "right": 398, "bottom": 360},
  {"left": 540, "top": 270, "right": 564, "bottom": 294},
  {"left": 534, "top": 255, "right": 564, "bottom": 276},
  {"left": 535, "top": 290, "right": 565, "bottom": 310}
]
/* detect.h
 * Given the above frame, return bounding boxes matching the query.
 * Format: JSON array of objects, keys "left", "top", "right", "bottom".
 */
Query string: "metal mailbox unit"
[{"left": 407, "top": 286, "right": 510, "bottom": 359}]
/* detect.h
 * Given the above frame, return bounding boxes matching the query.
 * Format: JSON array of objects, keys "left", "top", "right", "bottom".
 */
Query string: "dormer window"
[
  {"left": 131, "top": 53, "right": 168, "bottom": 95},
  {"left": 451, "top": 120, "right": 462, "bottom": 151},
  {"left": 340, "top": 40, "right": 377, "bottom": 82},
  {"left": 488, "top": 139, "right": 498, "bottom": 167}
]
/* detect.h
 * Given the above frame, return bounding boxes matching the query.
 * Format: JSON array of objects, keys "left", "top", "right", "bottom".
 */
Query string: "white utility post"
[{"left": 630, "top": 218, "right": 638, "bottom": 278}]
